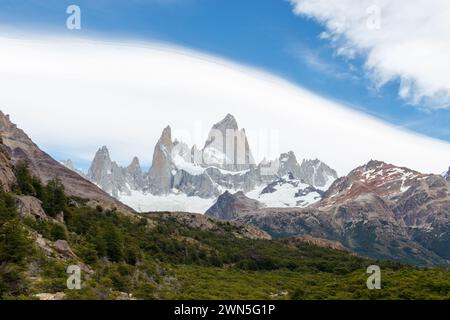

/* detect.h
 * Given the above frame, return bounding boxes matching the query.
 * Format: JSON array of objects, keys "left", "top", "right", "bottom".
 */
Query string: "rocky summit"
[{"left": 202, "top": 113, "right": 255, "bottom": 171}]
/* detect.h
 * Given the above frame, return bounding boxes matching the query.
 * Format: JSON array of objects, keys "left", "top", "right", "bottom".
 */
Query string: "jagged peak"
[
  {"left": 95, "top": 145, "right": 111, "bottom": 158},
  {"left": 60, "top": 159, "right": 75, "bottom": 170},
  {"left": 158, "top": 125, "right": 172, "bottom": 145},
  {"left": 212, "top": 113, "right": 238, "bottom": 131},
  {"left": 128, "top": 156, "right": 141, "bottom": 168},
  {"left": 63, "top": 158, "right": 74, "bottom": 165},
  {"left": 301, "top": 158, "right": 322, "bottom": 165},
  {"left": 280, "top": 151, "right": 298, "bottom": 161}
]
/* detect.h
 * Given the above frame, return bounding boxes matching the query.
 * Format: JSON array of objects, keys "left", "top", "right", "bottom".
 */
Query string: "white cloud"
[
  {"left": 0, "top": 33, "right": 449, "bottom": 175},
  {"left": 289, "top": 0, "right": 450, "bottom": 109}
]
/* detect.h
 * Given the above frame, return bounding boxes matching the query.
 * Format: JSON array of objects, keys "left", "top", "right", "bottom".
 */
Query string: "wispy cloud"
[
  {"left": 289, "top": 0, "right": 450, "bottom": 110},
  {"left": 290, "top": 44, "right": 358, "bottom": 80}
]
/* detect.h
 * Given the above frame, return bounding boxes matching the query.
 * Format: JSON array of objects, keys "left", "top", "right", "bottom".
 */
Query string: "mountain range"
[{"left": 72, "top": 114, "right": 338, "bottom": 213}]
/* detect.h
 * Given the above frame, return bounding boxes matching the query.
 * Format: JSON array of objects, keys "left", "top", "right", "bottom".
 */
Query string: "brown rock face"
[{"left": 0, "top": 111, "right": 132, "bottom": 213}]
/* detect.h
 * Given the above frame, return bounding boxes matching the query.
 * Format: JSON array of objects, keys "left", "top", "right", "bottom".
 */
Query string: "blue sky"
[{"left": 0, "top": 0, "right": 449, "bottom": 143}]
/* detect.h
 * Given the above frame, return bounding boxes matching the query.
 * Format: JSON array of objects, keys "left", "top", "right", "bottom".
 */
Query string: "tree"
[
  {"left": 104, "top": 227, "right": 124, "bottom": 262},
  {"left": 13, "top": 161, "right": 43, "bottom": 197},
  {"left": 0, "top": 220, "right": 33, "bottom": 264},
  {"left": 42, "top": 179, "right": 67, "bottom": 217}
]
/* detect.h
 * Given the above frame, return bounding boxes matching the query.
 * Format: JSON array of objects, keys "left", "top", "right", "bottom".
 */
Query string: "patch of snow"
[
  {"left": 211, "top": 167, "right": 250, "bottom": 176},
  {"left": 202, "top": 147, "right": 231, "bottom": 167},
  {"left": 246, "top": 182, "right": 321, "bottom": 208},
  {"left": 173, "top": 154, "right": 205, "bottom": 176},
  {"left": 316, "top": 173, "right": 336, "bottom": 191},
  {"left": 119, "top": 190, "right": 215, "bottom": 214}
]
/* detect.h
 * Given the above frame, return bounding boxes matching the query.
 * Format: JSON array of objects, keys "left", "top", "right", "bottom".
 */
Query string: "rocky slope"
[
  {"left": 237, "top": 160, "right": 450, "bottom": 266},
  {"left": 0, "top": 111, "right": 131, "bottom": 212}
]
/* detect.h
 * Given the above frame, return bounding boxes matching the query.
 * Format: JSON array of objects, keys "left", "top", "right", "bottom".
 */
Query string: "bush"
[{"left": 50, "top": 223, "right": 67, "bottom": 241}]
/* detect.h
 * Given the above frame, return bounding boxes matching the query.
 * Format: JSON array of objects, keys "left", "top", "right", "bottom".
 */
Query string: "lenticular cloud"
[{"left": 0, "top": 33, "right": 449, "bottom": 175}]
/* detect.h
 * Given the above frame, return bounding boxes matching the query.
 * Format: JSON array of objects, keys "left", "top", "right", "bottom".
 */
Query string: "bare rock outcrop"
[
  {"left": 287, "top": 235, "right": 347, "bottom": 252},
  {"left": 53, "top": 240, "right": 76, "bottom": 259},
  {"left": 35, "top": 292, "right": 66, "bottom": 300},
  {"left": 206, "top": 191, "right": 265, "bottom": 221},
  {"left": 15, "top": 195, "right": 48, "bottom": 220}
]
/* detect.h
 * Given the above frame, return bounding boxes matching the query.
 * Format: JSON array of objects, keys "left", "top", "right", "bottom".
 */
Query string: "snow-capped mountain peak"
[{"left": 74, "top": 114, "right": 339, "bottom": 213}]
